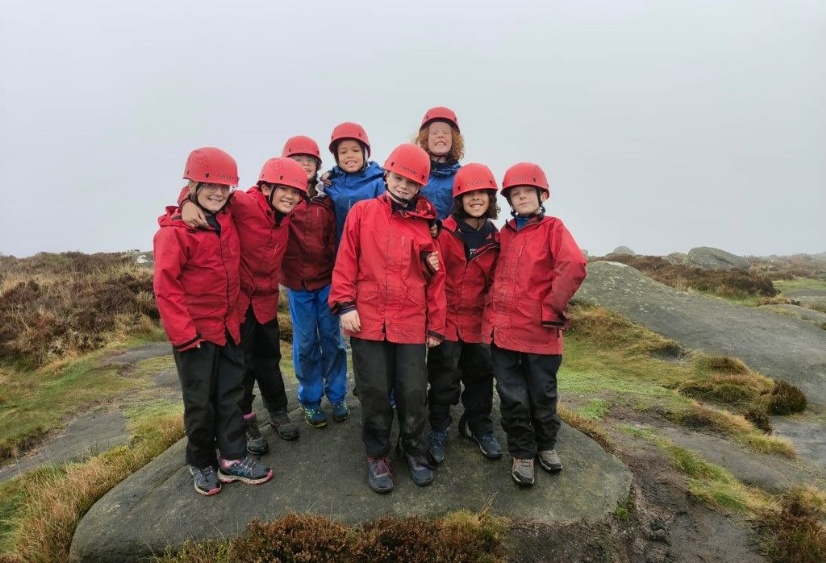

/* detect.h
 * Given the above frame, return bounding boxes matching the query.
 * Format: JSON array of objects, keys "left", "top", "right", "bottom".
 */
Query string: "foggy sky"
[{"left": 1, "top": 0, "right": 824, "bottom": 258}]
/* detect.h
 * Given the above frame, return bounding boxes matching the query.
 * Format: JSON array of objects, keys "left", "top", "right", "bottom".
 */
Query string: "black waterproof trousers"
[
  {"left": 173, "top": 338, "right": 247, "bottom": 468},
  {"left": 492, "top": 344, "right": 562, "bottom": 459},
  {"left": 239, "top": 306, "right": 289, "bottom": 414},
  {"left": 351, "top": 337, "right": 429, "bottom": 458},
  {"left": 427, "top": 340, "right": 495, "bottom": 435}
]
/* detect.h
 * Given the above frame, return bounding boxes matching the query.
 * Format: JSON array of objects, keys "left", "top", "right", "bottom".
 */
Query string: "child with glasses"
[{"left": 154, "top": 147, "right": 273, "bottom": 495}]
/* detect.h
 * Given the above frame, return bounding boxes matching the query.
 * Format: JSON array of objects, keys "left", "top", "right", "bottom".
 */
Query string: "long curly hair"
[{"left": 414, "top": 124, "right": 465, "bottom": 163}]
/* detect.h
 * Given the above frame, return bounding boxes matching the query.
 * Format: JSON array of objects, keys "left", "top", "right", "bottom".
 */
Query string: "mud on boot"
[
  {"left": 243, "top": 412, "right": 269, "bottom": 456},
  {"left": 269, "top": 408, "right": 300, "bottom": 440},
  {"left": 511, "top": 457, "right": 535, "bottom": 486},
  {"left": 302, "top": 405, "right": 328, "bottom": 428},
  {"left": 538, "top": 449, "right": 563, "bottom": 472},
  {"left": 458, "top": 414, "right": 502, "bottom": 459},
  {"left": 331, "top": 401, "right": 350, "bottom": 423},
  {"left": 428, "top": 427, "right": 449, "bottom": 464},
  {"left": 406, "top": 452, "right": 435, "bottom": 486},
  {"left": 366, "top": 456, "right": 394, "bottom": 493}
]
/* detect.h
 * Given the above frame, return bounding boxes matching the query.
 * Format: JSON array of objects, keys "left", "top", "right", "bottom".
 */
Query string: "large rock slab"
[
  {"left": 70, "top": 401, "right": 631, "bottom": 563},
  {"left": 687, "top": 246, "right": 750, "bottom": 270},
  {"left": 577, "top": 261, "right": 826, "bottom": 410}
]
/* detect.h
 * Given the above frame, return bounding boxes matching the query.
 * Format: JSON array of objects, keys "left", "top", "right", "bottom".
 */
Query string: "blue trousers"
[{"left": 287, "top": 285, "right": 347, "bottom": 408}]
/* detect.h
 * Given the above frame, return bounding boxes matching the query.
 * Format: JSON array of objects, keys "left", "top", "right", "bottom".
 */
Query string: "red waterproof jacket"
[
  {"left": 437, "top": 216, "right": 499, "bottom": 343},
  {"left": 329, "top": 193, "right": 446, "bottom": 344},
  {"left": 153, "top": 205, "right": 241, "bottom": 350},
  {"left": 281, "top": 194, "right": 336, "bottom": 291},
  {"left": 178, "top": 187, "right": 289, "bottom": 324},
  {"left": 483, "top": 214, "right": 586, "bottom": 355}
]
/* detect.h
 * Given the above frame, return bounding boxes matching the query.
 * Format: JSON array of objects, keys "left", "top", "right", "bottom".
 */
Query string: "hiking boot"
[
  {"left": 538, "top": 449, "right": 563, "bottom": 473},
  {"left": 366, "top": 456, "right": 394, "bottom": 493},
  {"left": 331, "top": 401, "right": 350, "bottom": 423},
  {"left": 302, "top": 406, "right": 328, "bottom": 428},
  {"left": 269, "top": 409, "right": 300, "bottom": 440},
  {"left": 189, "top": 466, "right": 221, "bottom": 496},
  {"left": 243, "top": 412, "right": 269, "bottom": 456},
  {"left": 511, "top": 457, "right": 535, "bottom": 486},
  {"left": 406, "top": 453, "right": 435, "bottom": 486},
  {"left": 218, "top": 456, "right": 273, "bottom": 485},
  {"left": 458, "top": 414, "right": 502, "bottom": 459},
  {"left": 428, "top": 428, "right": 449, "bottom": 464}
]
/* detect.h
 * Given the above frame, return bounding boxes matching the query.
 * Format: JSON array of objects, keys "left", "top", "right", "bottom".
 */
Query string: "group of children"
[{"left": 153, "top": 107, "right": 587, "bottom": 496}]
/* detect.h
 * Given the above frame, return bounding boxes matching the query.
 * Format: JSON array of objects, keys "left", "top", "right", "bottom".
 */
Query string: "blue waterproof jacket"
[
  {"left": 420, "top": 160, "right": 461, "bottom": 221},
  {"left": 325, "top": 160, "right": 386, "bottom": 244}
]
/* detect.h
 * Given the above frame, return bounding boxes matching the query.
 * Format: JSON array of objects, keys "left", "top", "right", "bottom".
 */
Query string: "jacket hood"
[{"left": 379, "top": 192, "right": 437, "bottom": 221}]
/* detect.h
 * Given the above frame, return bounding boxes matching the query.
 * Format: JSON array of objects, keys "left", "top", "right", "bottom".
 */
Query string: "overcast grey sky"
[{"left": 1, "top": 0, "right": 823, "bottom": 258}]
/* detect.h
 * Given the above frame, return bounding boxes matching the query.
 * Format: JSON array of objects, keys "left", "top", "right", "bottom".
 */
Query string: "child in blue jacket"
[
  {"left": 415, "top": 106, "right": 464, "bottom": 221},
  {"left": 323, "top": 122, "right": 385, "bottom": 244}
]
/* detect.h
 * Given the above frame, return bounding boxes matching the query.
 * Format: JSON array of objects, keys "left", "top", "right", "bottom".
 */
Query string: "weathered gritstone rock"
[
  {"left": 577, "top": 261, "right": 826, "bottom": 409},
  {"left": 610, "top": 246, "right": 636, "bottom": 256},
  {"left": 69, "top": 406, "right": 631, "bottom": 563},
  {"left": 687, "top": 246, "right": 750, "bottom": 270}
]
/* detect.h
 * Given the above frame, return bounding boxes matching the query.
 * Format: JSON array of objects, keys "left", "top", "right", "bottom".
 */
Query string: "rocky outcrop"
[
  {"left": 610, "top": 246, "right": 636, "bottom": 256},
  {"left": 687, "top": 247, "right": 750, "bottom": 270}
]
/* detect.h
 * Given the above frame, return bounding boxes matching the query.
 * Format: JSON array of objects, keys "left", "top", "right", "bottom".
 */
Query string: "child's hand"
[
  {"left": 181, "top": 200, "right": 208, "bottom": 228},
  {"left": 341, "top": 310, "right": 361, "bottom": 333},
  {"left": 426, "top": 336, "right": 440, "bottom": 348},
  {"left": 320, "top": 171, "right": 332, "bottom": 186},
  {"left": 426, "top": 252, "right": 440, "bottom": 272}
]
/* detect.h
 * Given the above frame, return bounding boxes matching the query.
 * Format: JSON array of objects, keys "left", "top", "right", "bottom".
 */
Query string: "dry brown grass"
[
  {"left": 757, "top": 488, "right": 826, "bottom": 563},
  {"left": 0, "top": 252, "right": 158, "bottom": 368}
]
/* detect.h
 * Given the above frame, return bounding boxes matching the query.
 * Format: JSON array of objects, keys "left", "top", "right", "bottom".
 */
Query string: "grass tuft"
[
  {"left": 757, "top": 489, "right": 826, "bottom": 563},
  {"left": 768, "top": 381, "right": 807, "bottom": 415}
]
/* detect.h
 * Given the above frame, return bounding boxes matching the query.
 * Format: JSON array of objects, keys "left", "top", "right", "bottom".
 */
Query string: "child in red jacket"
[
  {"left": 180, "top": 157, "right": 309, "bottom": 455},
  {"left": 153, "top": 147, "right": 273, "bottom": 495},
  {"left": 279, "top": 136, "right": 348, "bottom": 429},
  {"left": 483, "top": 162, "right": 587, "bottom": 486},
  {"left": 427, "top": 163, "right": 502, "bottom": 465},
  {"left": 329, "top": 143, "right": 446, "bottom": 494}
]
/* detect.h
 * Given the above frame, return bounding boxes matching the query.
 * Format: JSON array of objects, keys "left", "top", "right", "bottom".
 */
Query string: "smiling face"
[
  {"left": 192, "top": 182, "right": 231, "bottom": 213},
  {"left": 336, "top": 140, "right": 365, "bottom": 173},
  {"left": 461, "top": 189, "right": 491, "bottom": 218},
  {"left": 426, "top": 121, "right": 453, "bottom": 159},
  {"left": 507, "top": 185, "right": 547, "bottom": 216},
  {"left": 261, "top": 184, "right": 302, "bottom": 213},
  {"left": 385, "top": 171, "right": 422, "bottom": 203}
]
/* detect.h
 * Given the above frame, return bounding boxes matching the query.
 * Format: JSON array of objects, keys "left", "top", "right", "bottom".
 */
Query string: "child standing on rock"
[
  {"left": 179, "top": 157, "right": 309, "bottom": 455},
  {"left": 329, "top": 143, "right": 446, "bottom": 494},
  {"left": 427, "top": 163, "right": 502, "bottom": 465},
  {"left": 483, "top": 162, "right": 587, "bottom": 486},
  {"left": 279, "top": 135, "right": 349, "bottom": 429},
  {"left": 154, "top": 147, "right": 273, "bottom": 495}
]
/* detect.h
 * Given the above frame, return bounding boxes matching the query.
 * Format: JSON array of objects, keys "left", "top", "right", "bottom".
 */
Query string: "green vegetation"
[{"left": 1, "top": 251, "right": 824, "bottom": 561}]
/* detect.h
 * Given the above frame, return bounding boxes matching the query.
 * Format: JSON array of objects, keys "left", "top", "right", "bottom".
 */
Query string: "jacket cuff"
[
  {"left": 175, "top": 334, "right": 202, "bottom": 352},
  {"left": 334, "top": 301, "right": 355, "bottom": 315},
  {"left": 427, "top": 330, "right": 444, "bottom": 343}
]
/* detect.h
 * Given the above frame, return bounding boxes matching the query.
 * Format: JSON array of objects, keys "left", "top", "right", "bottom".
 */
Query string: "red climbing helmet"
[
  {"left": 281, "top": 135, "right": 321, "bottom": 164},
  {"left": 328, "top": 122, "right": 371, "bottom": 157},
  {"left": 383, "top": 144, "right": 431, "bottom": 185},
  {"left": 183, "top": 147, "right": 239, "bottom": 186},
  {"left": 258, "top": 157, "right": 309, "bottom": 196},
  {"left": 501, "top": 162, "right": 549, "bottom": 197},
  {"left": 420, "top": 106, "right": 460, "bottom": 132},
  {"left": 453, "top": 163, "right": 498, "bottom": 197}
]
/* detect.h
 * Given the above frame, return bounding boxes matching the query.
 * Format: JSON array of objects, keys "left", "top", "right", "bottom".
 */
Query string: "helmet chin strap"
[
  {"left": 386, "top": 189, "right": 413, "bottom": 206},
  {"left": 193, "top": 183, "right": 219, "bottom": 214}
]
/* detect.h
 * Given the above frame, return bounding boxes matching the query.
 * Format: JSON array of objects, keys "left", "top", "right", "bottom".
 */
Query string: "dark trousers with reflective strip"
[
  {"left": 427, "top": 340, "right": 494, "bottom": 435},
  {"left": 173, "top": 339, "right": 246, "bottom": 468},
  {"left": 351, "top": 337, "right": 429, "bottom": 458},
  {"left": 240, "top": 306, "right": 288, "bottom": 414},
  {"left": 492, "top": 344, "right": 562, "bottom": 459}
]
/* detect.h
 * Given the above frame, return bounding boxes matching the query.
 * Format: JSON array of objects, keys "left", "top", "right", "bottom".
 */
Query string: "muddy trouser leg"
[
  {"left": 242, "top": 307, "right": 288, "bottom": 413},
  {"left": 351, "top": 337, "right": 394, "bottom": 457},
  {"left": 458, "top": 342, "right": 495, "bottom": 435},
  {"left": 492, "top": 344, "right": 537, "bottom": 459},
  {"left": 426, "top": 340, "right": 462, "bottom": 432},
  {"left": 524, "top": 353, "right": 562, "bottom": 451},
  {"left": 394, "top": 343, "right": 429, "bottom": 457},
  {"left": 316, "top": 284, "right": 348, "bottom": 404},
  {"left": 289, "top": 288, "right": 323, "bottom": 409}
]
